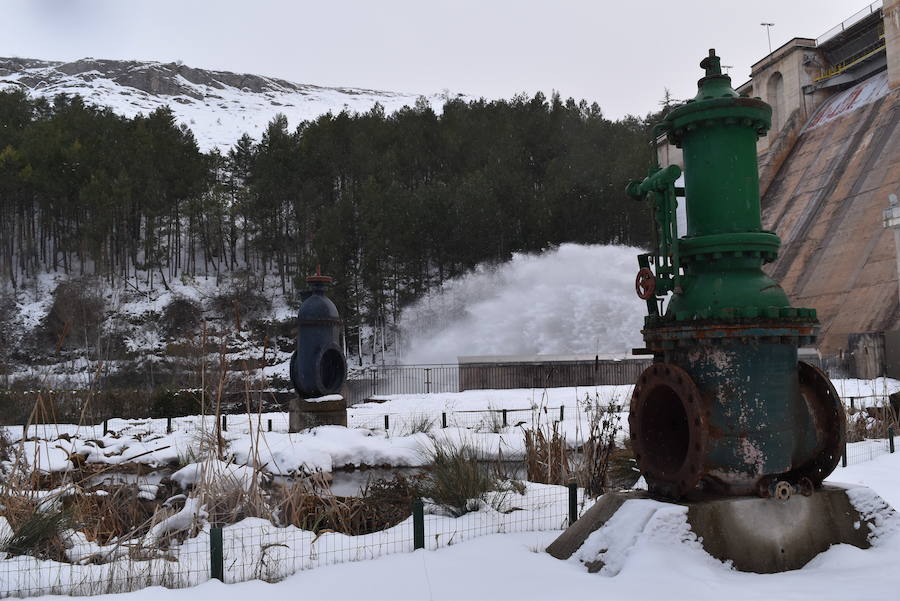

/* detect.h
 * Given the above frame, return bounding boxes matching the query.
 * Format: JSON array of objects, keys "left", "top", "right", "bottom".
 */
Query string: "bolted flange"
[{"left": 629, "top": 363, "right": 708, "bottom": 498}]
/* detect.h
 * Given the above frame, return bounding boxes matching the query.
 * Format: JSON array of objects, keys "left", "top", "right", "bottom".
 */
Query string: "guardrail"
[{"left": 816, "top": 0, "right": 883, "bottom": 47}]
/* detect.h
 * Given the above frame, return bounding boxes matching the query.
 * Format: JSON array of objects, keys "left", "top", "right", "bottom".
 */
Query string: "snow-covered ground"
[
  {"left": 2, "top": 378, "right": 899, "bottom": 600},
  {"left": 5, "top": 440, "right": 898, "bottom": 600},
  {"left": 5, "top": 376, "right": 896, "bottom": 477}
]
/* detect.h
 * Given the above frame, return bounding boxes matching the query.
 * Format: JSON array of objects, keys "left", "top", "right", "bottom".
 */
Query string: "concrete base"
[
  {"left": 548, "top": 484, "right": 893, "bottom": 574},
  {"left": 288, "top": 395, "right": 347, "bottom": 432}
]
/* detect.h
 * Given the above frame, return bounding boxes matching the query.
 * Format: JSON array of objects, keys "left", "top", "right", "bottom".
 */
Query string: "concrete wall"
[
  {"left": 760, "top": 81, "right": 900, "bottom": 356},
  {"left": 848, "top": 332, "right": 886, "bottom": 378},
  {"left": 743, "top": 39, "right": 832, "bottom": 155},
  {"left": 458, "top": 358, "right": 650, "bottom": 391},
  {"left": 883, "top": 328, "right": 900, "bottom": 378},
  {"left": 887, "top": 0, "right": 900, "bottom": 89}
]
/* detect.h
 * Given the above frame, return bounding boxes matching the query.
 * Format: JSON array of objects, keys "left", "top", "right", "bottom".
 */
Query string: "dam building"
[{"left": 658, "top": 0, "right": 900, "bottom": 378}]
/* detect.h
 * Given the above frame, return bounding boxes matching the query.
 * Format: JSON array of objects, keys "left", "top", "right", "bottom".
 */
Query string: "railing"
[
  {"left": 344, "top": 359, "right": 652, "bottom": 405},
  {"left": 814, "top": 36, "right": 886, "bottom": 82},
  {"left": 816, "top": 0, "right": 883, "bottom": 47},
  {"left": 0, "top": 482, "right": 580, "bottom": 598}
]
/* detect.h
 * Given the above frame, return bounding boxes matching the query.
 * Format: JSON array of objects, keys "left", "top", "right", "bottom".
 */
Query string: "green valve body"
[{"left": 627, "top": 50, "right": 844, "bottom": 499}]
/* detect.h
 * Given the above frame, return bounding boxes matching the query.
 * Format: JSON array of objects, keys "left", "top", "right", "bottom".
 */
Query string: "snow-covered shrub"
[
  {"left": 39, "top": 277, "right": 106, "bottom": 352},
  {"left": 211, "top": 271, "right": 271, "bottom": 327},
  {"left": 161, "top": 295, "right": 202, "bottom": 340},
  {"left": 62, "top": 483, "right": 166, "bottom": 546}
]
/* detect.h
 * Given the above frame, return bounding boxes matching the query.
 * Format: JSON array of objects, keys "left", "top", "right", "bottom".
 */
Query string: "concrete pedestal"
[
  {"left": 548, "top": 484, "right": 894, "bottom": 574},
  {"left": 288, "top": 394, "right": 347, "bottom": 432}
]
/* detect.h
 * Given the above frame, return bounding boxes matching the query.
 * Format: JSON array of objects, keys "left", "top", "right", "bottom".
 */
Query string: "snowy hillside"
[{"left": 0, "top": 56, "right": 463, "bottom": 152}]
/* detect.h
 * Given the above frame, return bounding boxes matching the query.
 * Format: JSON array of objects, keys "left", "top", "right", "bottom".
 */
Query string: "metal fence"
[
  {"left": 345, "top": 359, "right": 651, "bottom": 405},
  {"left": 0, "top": 484, "right": 579, "bottom": 598},
  {"left": 815, "top": 0, "right": 883, "bottom": 46}
]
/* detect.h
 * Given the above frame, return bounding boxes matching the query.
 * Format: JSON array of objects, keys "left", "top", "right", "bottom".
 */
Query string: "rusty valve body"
[{"left": 626, "top": 50, "right": 845, "bottom": 498}]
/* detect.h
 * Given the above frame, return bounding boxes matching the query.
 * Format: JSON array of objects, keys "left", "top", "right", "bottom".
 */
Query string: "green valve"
[{"left": 626, "top": 50, "right": 844, "bottom": 500}]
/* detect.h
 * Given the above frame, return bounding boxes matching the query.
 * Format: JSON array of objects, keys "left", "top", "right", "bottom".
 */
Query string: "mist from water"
[{"left": 397, "top": 244, "right": 647, "bottom": 364}]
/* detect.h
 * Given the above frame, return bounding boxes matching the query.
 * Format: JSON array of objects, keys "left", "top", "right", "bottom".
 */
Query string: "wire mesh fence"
[
  {"left": 0, "top": 530, "right": 210, "bottom": 598},
  {"left": 843, "top": 436, "right": 895, "bottom": 466},
  {"left": 0, "top": 484, "right": 578, "bottom": 598}
]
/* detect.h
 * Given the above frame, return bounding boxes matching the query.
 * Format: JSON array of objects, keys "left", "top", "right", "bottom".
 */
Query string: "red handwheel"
[{"left": 635, "top": 268, "right": 656, "bottom": 300}]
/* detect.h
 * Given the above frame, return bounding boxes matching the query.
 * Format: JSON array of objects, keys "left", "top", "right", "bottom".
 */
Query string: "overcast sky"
[{"left": 3, "top": 0, "right": 872, "bottom": 118}]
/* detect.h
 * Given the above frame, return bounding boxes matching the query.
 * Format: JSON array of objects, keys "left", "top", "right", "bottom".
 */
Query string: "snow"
[
  {"left": 4, "top": 376, "right": 895, "bottom": 479},
  {"left": 16, "top": 457, "right": 900, "bottom": 601},
  {"left": 2, "top": 396, "right": 900, "bottom": 599},
  {"left": 303, "top": 394, "right": 343, "bottom": 403},
  {"left": 0, "top": 59, "right": 461, "bottom": 153},
  {"left": 146, "top": 497, "right": 208, "bottom": 544},
  {"left": 228, "top": 427, "right": 431, "bottom": 475},
  {"left": 170, "top": 460, "right": 257, "bottom": 492}
]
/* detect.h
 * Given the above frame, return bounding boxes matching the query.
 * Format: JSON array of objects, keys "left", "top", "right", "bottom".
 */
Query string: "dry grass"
[
  {"left": 571, "top": 397, "right": 625, "bottom": 497},
  {"left": 0, "top": 492, "right": 71, "bottom": 561},
  {"left": 418, "top": 439, "right": 499, "bottom": 517},
  {"left": 64, "top": 484, "right": 166, "bottom": 545},
  {"left": 523, "top": 422, "right": 569, "bottom": 485},
  {"left": 271, "top": 473, "right": 418, "bottom": 534},
  {"left": 846, "top": 403, "right": 898, "bottom": 443}
]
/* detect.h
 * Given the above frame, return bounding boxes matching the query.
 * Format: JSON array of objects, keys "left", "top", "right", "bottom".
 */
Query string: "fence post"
[
  {"left": 384, "top": 415, "right": 390, "bottom": 432},
  {"left": 103, "top": 419, "right": 109, "bottom": 436},
  {"left": 842, "top": 441, "right": 848, "bottom": 467},
  {"left": 267, "top": 419, "right": 273, "bottom": 432},
  {"left": 210, "top": 526, "right": 224, "bottom": 581},
  {"left": 889, "top": 426, "right": 895, "bottom": 454},
  {"left": 502, "top": 409, "right": 508, "bottom": 428},
  {"left": 560, "top": 405, "right": 565, "bottom": 421},
  {"left": 568, "top": 482, "right": 578, "bottom": 527},
  {"left": 413, "top": 498, "right": 425, "bottom": 550},
  {"left": 166, "top": 417, "right": 172, "bottom": 434},
  {"left": 371, "top": 369, "right": 377, "bottom": 397},
  {"left": 221, "top": 414, "right": 227, "bottom": 432},
  {"left": 442, "top": 412, "right": 447, "bottom": 429},
  {"left": 849, "top": 397, "right": 855, "bottom": 410},
  {"left": 425, "top": 368, "right": 431, "bottom": 394}
]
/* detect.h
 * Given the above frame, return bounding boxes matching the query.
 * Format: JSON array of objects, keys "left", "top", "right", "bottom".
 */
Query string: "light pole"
[{"left": 761, "top": 22, "right": 775, "bottom": 55}]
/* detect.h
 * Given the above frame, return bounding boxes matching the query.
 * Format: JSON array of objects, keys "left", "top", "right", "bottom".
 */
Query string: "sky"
[{"left": 1, "top": 0, "right": 875, "bottom": 119}]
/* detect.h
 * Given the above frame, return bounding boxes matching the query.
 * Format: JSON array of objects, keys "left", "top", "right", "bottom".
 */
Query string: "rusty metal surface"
[
  {"left": 788, "top": 361, "right": 846, "bottom": 484},
  {"left": 630, "top": 357, "right": 846, "bottom": 499},
  {"left": 629, "top": 363, "right": 708, "bottom": 498},
  {"left": 761, "top": 88, "right": 900, "bottom": 355}
]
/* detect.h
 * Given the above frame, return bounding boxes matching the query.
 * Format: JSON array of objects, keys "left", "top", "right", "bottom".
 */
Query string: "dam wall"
[{"left": 761, "top": 71, "right": 900, "bottom": 356}]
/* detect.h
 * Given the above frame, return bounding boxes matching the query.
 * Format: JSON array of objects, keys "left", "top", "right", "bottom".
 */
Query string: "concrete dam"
[
  {"left": 762, "top": 70, "right": 899, "bottom": 358},
  {"left": 660, "top": 0, "right": 900, "bottom": 375}
]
